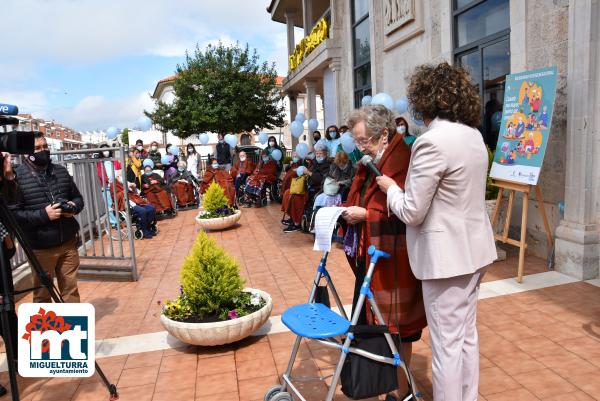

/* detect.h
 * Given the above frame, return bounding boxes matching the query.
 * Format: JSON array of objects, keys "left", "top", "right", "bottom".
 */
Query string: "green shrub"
[
  {"left": 179, "top": 231, "right": 245, "bottom": 319},
  {"left": 282, "top": 156, "right": 292, "bottom": 165},
  {"left": 202, "top": 182, "right": 229, "bottom": 214}
]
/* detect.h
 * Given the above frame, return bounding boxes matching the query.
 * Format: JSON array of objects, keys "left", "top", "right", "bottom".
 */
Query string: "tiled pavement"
[{"left": 3, "top": 204, "right": 600, "bottom": 400}]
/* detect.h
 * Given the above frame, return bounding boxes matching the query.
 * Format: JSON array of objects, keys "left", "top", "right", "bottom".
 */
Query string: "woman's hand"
[
  {"left": 376, "top": 175, "right": 397, "bottom": 194},
  {"left": 343, "top": 206, "right": 367, "bottom": 225}
]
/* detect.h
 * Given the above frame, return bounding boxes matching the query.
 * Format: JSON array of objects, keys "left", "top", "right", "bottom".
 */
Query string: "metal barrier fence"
[
  {"left": 55, "top": 147, "right": 138, "bottom": 281},
  {"left": 9, "top": 147, "right": 139, "bottom": 281}
]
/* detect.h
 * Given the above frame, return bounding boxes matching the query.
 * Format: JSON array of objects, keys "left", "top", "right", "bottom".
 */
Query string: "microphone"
[{"left": 360, "top": 155, "right": 382, "bottom": 177}]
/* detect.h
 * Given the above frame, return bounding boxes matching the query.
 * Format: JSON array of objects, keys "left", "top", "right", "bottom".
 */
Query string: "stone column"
[
  {"left": 288, "top": 92, "right": 299, "bottom": 149},
  {"left": 305, "top": 79, "right": 318, "bottom": 147},
  {"left": 285, "top": 11, "right": 296, "bottom": 58},
  {"left": 329, "top": 60, "right": 342, "bottom": 126},
  {"left": 555, "top": 0, "right": 600, "bottom": 280},
  {"left": 303, "top": 0, "right": 313, "bottom": 36}
]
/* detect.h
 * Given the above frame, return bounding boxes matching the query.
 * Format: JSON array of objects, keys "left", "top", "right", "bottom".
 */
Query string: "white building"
[{"left": 268, "top": 0, "right": 600, "bottom": 280}]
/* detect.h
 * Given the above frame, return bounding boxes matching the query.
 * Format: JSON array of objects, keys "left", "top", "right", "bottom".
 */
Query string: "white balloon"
[
  {"left": 371, "top": 92, "right": 394, "bottom": 111},
  {"left": 290, "top": 121, "right": 304, "bottom": 138},
  {"left": 295, "top": 143, "right": 309, "bottom": 159},
  {"left": 307, "top": 118, "right": 319, "bottom": 132}
]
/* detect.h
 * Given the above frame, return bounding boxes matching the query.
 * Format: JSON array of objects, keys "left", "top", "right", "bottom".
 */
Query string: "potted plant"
[
  {"left": 160, "top": 231, "right": 272, "bottom": 346},
  {"left": 196, "top": 182, "right": 242, "bottom": 230}
]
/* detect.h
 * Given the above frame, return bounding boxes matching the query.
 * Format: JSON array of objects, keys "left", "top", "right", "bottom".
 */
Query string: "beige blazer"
[{"left": 387, "top": 118, "right": 496, "bottom": 280}]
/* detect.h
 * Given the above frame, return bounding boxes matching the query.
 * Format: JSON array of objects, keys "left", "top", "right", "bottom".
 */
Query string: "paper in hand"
[{"left": 313, "top": 206, "right": 347, "bottom": 252}]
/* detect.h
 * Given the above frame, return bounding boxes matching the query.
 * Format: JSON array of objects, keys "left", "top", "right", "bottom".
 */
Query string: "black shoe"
[
  {"left": 281, "top": 218, "right": 292, "bottom": 226},
  {"left": 0, "top": 385, "right": 7, "bottom": 397},
  {"left": 283, "top": 224, "right": 301, "bottom": 233}
]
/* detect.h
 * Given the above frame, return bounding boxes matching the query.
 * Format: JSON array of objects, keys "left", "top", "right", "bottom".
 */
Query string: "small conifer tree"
[
  {"left": 203, "top": 182, "right": 230, "bottom": 214},
  {"left": 180, "top": 230, "right": 245, "bottom": 318}
]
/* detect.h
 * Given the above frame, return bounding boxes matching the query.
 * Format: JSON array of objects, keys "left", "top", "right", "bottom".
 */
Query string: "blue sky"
[{"left": 1, "top": 0, "right": 293, "bottom": 131}]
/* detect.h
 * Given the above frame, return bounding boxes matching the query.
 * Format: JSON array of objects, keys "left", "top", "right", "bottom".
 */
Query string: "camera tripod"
[{"left": 0, "top": 194, "right": 119, "bottom": 401}]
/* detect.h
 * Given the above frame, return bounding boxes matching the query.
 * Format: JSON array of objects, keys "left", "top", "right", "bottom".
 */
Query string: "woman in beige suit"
[{"left": 377, "top": 62, "right": 497, "bottom": 401}]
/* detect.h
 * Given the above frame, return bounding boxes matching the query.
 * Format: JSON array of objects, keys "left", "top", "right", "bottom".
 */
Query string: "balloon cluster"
[{"left": 360, "top": 93, "right": 416, "bottom": 125}]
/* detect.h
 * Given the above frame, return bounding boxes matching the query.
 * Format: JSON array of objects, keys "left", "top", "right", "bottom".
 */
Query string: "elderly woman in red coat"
[
  {"left": 200, "top": 158, "right": 236, "bottom": 206},
  {"left": 242, "top": 149, "right": 277, "bottom": 207}
]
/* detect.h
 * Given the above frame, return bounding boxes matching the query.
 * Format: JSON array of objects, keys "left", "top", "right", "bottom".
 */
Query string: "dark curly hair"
[{"left": 407, "top": 61, "right": 481, "bottom": 128}]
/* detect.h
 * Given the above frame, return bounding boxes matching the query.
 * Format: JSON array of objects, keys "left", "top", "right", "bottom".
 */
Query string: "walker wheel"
[
  {"left": 264, "top": 385, "right": 283, "bottom": 401},
  {"left": 134, "top": 230, "right": 144, "bottom": 240},
  {"left": 271, "top": 392, "right": 292, "bottom": 401},
  {"left": 108, "top": 384, "right": 119, "bottom": 400}
]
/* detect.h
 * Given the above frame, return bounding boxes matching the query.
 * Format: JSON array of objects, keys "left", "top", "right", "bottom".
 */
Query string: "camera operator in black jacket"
[{"left": 10, "top": 132, "right": 84, "bottom": 303}]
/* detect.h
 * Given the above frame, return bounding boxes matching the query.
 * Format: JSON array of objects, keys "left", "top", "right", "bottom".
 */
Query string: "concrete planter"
[
  {"left": 195, "top": 209, "right": 241, "bottom": 231},
  {"left": 160, "top": 288, "right": 272, "bottom": 346}
]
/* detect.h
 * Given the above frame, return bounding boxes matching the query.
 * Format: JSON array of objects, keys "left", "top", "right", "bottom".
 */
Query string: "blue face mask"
[
  {"left": 330, "top": 131, "right": 338, "bottom": 139},
  {"left": 211, "top": 164, "right": 219, "bottom": 169},
  {"left": 292, "top": 157, "right": 300, "bottom": 163},
  {"left": 262, "top": 156, "right": 270, "bottom": 163},
  {"left": 144, "top": 171, "right": 153, "bottom": 176},
  {"left": 316, "top": 156, "right": 325, "bottom": 163}
]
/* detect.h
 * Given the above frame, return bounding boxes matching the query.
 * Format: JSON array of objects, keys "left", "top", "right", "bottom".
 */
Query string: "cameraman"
[{"left": 10, "top": 132, "right": 84, "bottom": 303}]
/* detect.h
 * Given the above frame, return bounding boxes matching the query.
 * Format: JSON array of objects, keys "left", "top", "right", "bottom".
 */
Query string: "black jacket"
[
  {"left": 10, "top": 162, "right": 84, "bottom": 250},
  {"left": 215, "top": 142, "right": 232, "bottom": 165},
  {"left": 309, "top": 158, "right": 331, "bottom": 191}
]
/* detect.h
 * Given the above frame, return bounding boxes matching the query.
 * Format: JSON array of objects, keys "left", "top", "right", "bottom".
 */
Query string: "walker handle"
[{"left": 367, "top": 245, "right": 391, "bottom": 265}]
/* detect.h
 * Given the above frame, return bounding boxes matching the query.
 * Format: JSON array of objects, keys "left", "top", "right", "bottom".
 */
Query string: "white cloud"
[
  {"left": 41, "top": 92, "right": 155, "bottom": 131},
  {"left": 0, "top": 90, "right": 48, "bottom": 116}
]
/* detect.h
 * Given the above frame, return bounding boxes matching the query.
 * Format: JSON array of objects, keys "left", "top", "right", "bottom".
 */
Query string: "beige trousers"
[
  {"left": 31, "top": 237, "right": 81, "bottom": 303},
  {"left": 422, "top": 268, "right": 485, "bottom": 401}
]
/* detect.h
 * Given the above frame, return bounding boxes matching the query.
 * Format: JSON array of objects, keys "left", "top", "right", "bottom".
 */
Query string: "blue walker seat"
[{"left": 282, "top": 303, "right": 351, "bottom": 339}]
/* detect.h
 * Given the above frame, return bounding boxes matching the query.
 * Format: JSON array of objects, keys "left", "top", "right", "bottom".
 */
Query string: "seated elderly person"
[
  {"left": 311, "top": 152, "right": 355, "bottom": 217},
  {"left": 168, "top": 160, "right": 199, "bottom": 207},
  {"left": 200, "top": 158, "right": 236, "bottom": 206},
  {"left": 281, "top": 151, "right": 305, "bottom": 195},
  {"left": 113, "top": 179, "right": 157, "bottom": 239},
  {"left": 231, "top": 150, "right": 256, "bottom": 195},
  {"left": 141, "top": 163, "right": 175, "bottom": 215},
  {"left": 281, "top": 142, "right": 331, "bottom": 232},
  {"left": 243, "top": 149, "right": 277, "bottom": 208}
]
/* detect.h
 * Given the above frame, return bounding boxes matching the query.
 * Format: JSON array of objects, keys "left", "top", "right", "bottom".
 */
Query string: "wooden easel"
[{"left": 490, "top": 179, "right": 554, "bottom": 283}]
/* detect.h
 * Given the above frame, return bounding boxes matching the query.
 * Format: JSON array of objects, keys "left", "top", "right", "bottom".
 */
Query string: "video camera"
[{"left": 0, "top": 103, "right": 35, "bottom": 163}]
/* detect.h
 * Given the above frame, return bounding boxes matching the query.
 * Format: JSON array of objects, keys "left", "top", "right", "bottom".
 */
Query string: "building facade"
[{"left": 268, "top": 0, "right": 600, "bottom": 280}]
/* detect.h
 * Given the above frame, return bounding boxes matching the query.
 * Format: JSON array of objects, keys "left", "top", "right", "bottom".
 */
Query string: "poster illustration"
[{"left": 489, "top": 66, "right": 558, "bottom": 185}]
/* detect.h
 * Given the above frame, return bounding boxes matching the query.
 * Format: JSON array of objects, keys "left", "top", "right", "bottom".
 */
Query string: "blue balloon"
[
  {"left": 341, "top": 133, "right": 356, "bottom": 154},
  {"left": 307, "top": 118, "right": 319, "bottom": 132},
  {"left": 295, "top": 113, "right": 306, "bottom": 123},
  {"left": 225, "top": 133, "right": 237, "bottom": 147},
  {"left": 161, "top": 154, "right": 170, "bottom": 165},
  {"left": 271, "top": 149, "right": 282, "bottom": 161},
  {"left": 106, "top": 127, "right": 119, "bottom": 139},
  {"left": 142, "top": 158, "right": 154, "bottom": 169},
  {"left": 295, "top": 143, "right": 309, "bottom": 159},
  {"left": 137, "top": 116, "right": 152, "bottom": 131},
  {"left": 258, "top": 132, "right": 268, "bottom": 145},
  {"left": 395, "top": 97, "right": 409, "bottom": 114},
  {"left": 296, "top": 166, "right": 306, "bottom": 176},
  {"left": 413, "top": 117, "right": 425, "bottom": 126},
  {"left": 290, "top": 121, "right": 304, "bottom": 138},
  {"left": 199, "top": 133, "right": 209, "bottom": 144},
  {"left": 371, "top": 93, "right": 394, "bottom": 110},
  {"left": 361, "top": 95, "right": 372, "bottom": 107},
  {"left": 168, "top": 145, "right": 180, "bottom": 156}
]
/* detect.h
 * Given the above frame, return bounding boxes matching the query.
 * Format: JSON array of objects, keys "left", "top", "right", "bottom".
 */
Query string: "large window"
[
  {"left": 454, "top": 0, "right": 510, "bottom": 147},
  {"left": 352, "top": 0, "right": 371, "bottom": 108}
]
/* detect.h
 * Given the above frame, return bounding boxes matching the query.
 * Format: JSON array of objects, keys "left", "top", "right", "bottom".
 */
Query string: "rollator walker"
[{"left": 265, "top": 246, "right": 422, "bottom": 401}]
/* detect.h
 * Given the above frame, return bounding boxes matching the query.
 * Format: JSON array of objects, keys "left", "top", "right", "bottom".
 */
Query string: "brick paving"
[{"left": 4, "top": 204, "right": 600, "bottom": 400}]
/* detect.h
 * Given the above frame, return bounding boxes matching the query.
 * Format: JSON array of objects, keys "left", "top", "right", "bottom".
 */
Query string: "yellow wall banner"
[{"left": 289, "top": 18, "right": 329, "bottom": 72}]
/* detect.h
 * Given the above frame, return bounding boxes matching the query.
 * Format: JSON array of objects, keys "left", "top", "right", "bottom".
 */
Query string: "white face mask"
[
  {"left": 212, "top": 163, "right": 219, "bottom": 169},
  {"left": 102, "top": 151, "right": 110, "bottom": 158},
  {"left": 151, "top": 146, "right": 157, "bottom": 151},
  {"left": 397, "top": 126, "right": 406, "bottom": 134},
  {"left": 269, "top": 141, "right": 276, "bottom": 146},
  {"left": 239, "top": 156, "right": 246, "bottom": 162},
  {"left": 373, "top": 138, "right": 387, "bottom": 164},
  {"left": 137, "top": 145, "right": 143, "bottom": 151}
]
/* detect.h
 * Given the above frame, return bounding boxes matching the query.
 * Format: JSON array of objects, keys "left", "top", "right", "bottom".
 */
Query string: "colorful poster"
[{"left": 489, "top": 66, "right": 558, "bottom": 185}]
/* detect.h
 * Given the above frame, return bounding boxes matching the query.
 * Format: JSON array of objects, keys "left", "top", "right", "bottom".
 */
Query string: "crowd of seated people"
[{"left": 242, "top": 149, "right": 278, "bottom": 207}]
